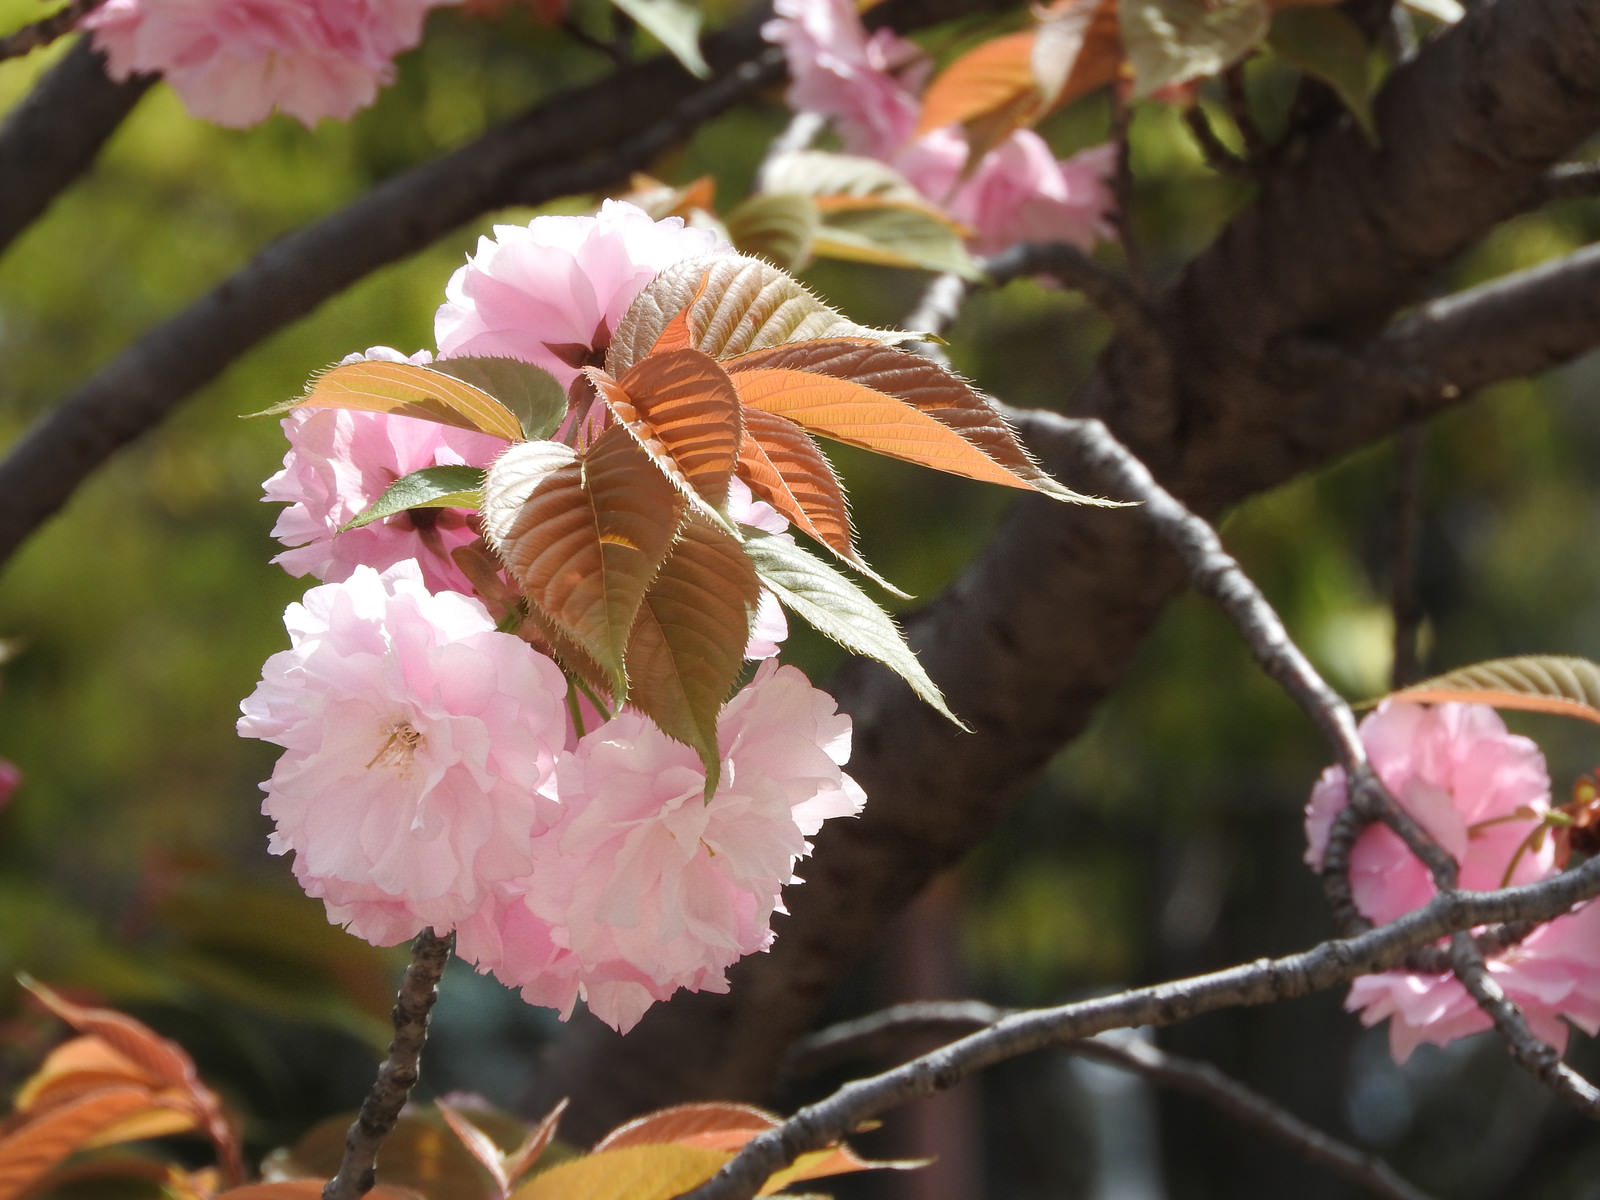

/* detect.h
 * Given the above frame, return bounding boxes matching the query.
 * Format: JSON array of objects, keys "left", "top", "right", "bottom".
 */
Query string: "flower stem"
[{"left": 322, "top": 928, "right": 453, "bottom": 1200}]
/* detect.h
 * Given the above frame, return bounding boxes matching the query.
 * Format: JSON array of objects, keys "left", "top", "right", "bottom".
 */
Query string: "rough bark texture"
[{"left": 530, "top": 0, "right": 1600, "bottom": 1140}]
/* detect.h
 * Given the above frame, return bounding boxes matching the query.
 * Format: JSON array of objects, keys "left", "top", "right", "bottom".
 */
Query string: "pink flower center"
[{"left": 367, "top": 719, "right": 425, "bottom": 775}]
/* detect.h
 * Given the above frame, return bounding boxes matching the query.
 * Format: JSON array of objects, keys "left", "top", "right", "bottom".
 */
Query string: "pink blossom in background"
[
  {"left": 434, "top": 200, "right": 729, "bottom": 390},
  {"left": 0, "top": 758, "right": 19, "bottom": 812},
  {"left": 459, "top": 662, "right": 865, "bottom": 1032},
  {"left": 264, "top": 358, "right": 509, "bottom": 595},
  {"left": 1345, "top": 899, "right": 1600, "bottom": 1062},
  {"left": 1303, "top": 701, "right": 1589, "bottom": 1061},
  {"left": 83, "top": 0, "right": 452, "bottom": 128},
  {"left": 762, "top": 0, "right": 923, "bottom": 159},
  {"left": 238, "top": 562, "right": 568, "bottom": 945},
  {"left": 1305, "top": 701, "right": 1553, "bottom": 923}
]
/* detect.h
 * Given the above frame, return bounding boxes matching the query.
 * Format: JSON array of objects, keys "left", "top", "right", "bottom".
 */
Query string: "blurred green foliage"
[{"left": 4, "top": 4, "right": 1600, "bottom": 1193}]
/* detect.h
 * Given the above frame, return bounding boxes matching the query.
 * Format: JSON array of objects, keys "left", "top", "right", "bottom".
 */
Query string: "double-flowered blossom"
[
  {"left": 238, "top": 562, "right": 569, "bottom": 945},
  {"left": 435, "top": 199, "right": 728, "bottom": 390},
  {"left": 762, "top": 0, "right": 1113, "bottom": 253},
  {"left": 1306, "top": 701, "right": 1600, "bottom": 1060},
  {"left": 456, "top": 662, "right": 865, "bottom": 1032},
  {"left": 264, "top": 348, "right": 509, "bottom": 596},
  {"left": 84, "top": 0, "right": 453, "bottom": 128}
]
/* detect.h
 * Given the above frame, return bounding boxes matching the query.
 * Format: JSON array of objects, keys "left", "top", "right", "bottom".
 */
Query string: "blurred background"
[{"left": 4, "top": 2, "right": 1600, "bottom": 1195}]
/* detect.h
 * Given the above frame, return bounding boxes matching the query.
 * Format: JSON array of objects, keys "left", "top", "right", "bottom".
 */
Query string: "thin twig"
[
  {"left": 1072, "top": 1034, "right": 1435, "bottom": 1200},
  {"left": 787, "top": 1004, "right": 1433, "bottom": 1200},
  {"left": 323, "top": 929, "right": 453, "bottom": 1200},
  {"left": 1109, "top": 95, "right": 1148, "bottom": 291},
  {"left": 681, "top": 859, "right": 1600, "bottom": 1200},
  {"left": 0, "top": 0, "right": 106, "bottom": 60},
  {"left": 1222, "top": 67, "right": 1267, "bottom": 165},
  {"left": 1541, "top": 162, "right": 1600, "bottom": 202}
]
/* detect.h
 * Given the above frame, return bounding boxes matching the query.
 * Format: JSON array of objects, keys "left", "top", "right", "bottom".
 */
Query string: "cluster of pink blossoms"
[
  {"left": 240, "top": 201, "right": 858, "bottom": 1032},
  {"left": 83, "top": 0, "right": 456, "bottom": 128},
  {"left": 763, "top": 0, "right": 1114, "bottom": 255},
  {"left": 1306, "top": 701, "right": 1600, "bottom": 1062}
]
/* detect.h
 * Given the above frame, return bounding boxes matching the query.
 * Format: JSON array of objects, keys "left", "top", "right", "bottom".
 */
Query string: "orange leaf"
[
  {"left": 435, "top": 1098, "right": 510, "bottom": 1194},
  {"left": 594, "top": 1103, "right": 776, "bottom": 1153},
  {"left": 503, "top": 1099, "right": 568, "bottom": 1185},
  {"left": 592, "top": 348, "right": 744, "bottom": 509},
  {"left": 284, "top": 360, "right": 524, "bottom": 443},
  {"left": 509, "top": 1143, "right": 729, "bottom": 1200},
  {"left": 737, "top": 409, "right": 863, "bottom": 574},
  {"left": 213, "top": 1184, "right": 422, "bottom": 1200},
  {"left": 1391, "top": 656, "right": 1600, "bottom": 727},
  {"left": 916, "top": 31, "right": 1041, "bottom": 138},
  {"left": 15, "top": 1037, "right": 165, "bottom": 1114},
  {"left": 482, "top": 433, "right": 686, "bottom": 698},
  {"left": 727, "top": 367, "right": 1048, "bottom": 493},
  {"left": 625, "top": 514, "right": 761, "bottom": 781},
  {"left": 758, "top": 1144, "right": 928, "bottom": 1194},
  {"left": 0, "top": 1086, "right": 175, "bottom": 1200}
]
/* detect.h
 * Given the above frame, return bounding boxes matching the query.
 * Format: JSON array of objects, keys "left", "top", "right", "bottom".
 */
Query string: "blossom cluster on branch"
[
  {"left": 1306, "top": 701, "right": 1600, "bottom": 1062},
  {"left": 240, "top": 202, "right": 861, "bottom": 1032}
]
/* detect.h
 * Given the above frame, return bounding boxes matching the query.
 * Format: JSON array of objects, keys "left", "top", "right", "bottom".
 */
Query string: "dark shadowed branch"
[
  {"left": 683, "top": 859, "right": 1600, "bottom": 1200},
  {"left": 323, "top": 929, "right": 453, "bottom": 1200},
  {"left": 0, "top": 0, "right": 108, "bottom": 61}
]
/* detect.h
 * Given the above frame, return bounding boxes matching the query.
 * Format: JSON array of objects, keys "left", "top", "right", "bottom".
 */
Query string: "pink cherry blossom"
[
  {"left": 83, "top": 0, "right": 451, "bottom": 129},
  {"left": 237, "top": 562, "right": 569, "bottom": 945},
  {"left": 1345, "top": 899, "right": 1600, "bottom": 1063},
  {"left": 434, "top": 200, "right": 729, "bottom": 390},
  {"left": 1305, "top": 701, "right": 1553, "bottom": 924},
  {"left": 762, "top": 0, "right": 924, "bottom": 159},
  {"left": 898, "top": 129, "right": 1114, "bottom": 256},
  {"left": 263, "top": 362, "right": 509, "bottom": 595},
  {"left": 458, "top": 661, "right": 865, "bottom": 1032}
]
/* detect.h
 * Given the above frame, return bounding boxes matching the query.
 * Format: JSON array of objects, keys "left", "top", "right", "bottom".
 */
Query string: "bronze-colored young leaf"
[
  {"left": 914, "top": 30, "right": 1042, "bottom": 140},
  {"left": 592, "top": 1101, "right": 776, "bottom": 1152},
  {"left": 269, "top": 360, "right": 525, "bottom": 443},
  {"left": 726, "top": 363, "right": 1097, "bottom": 500},
  {"left": 0, "top": 1086, "right": 179, "bottom": 1200},
  {"left": 625, "top": 514, "right": 761, "bottom": 789},
  {"left": 728, "top": 339, "right": 1109, "bottom": 504},
  {"left": 509, "top": 1143, "right": 729, "bottom": 1200},
  {"left": 481, "top": 434, "right": 685, "bottom": 699},
  {"left": 24, "top": 981, "right": 202, "bottom": 1096},
  {"left": 503, "top": 1099, "right": 569, "bottom": 1186},
  {"left": 1393, "top": 655, "right": 1600, "bottom": 727},
  {"left": 589, "top": 348, "right": 744, "bottom": 510},
  {"left": 435, "top": 1098, "right": 511, "bottom": 1195},
  {"left": 430, "top": 356, "right": 571, "bottom": 440},
  {"left": 606, "top": 255, "right": 911, "bottom": 375}
]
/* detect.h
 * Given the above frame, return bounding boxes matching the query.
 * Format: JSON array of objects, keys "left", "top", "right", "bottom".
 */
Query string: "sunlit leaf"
[
  {"left": 430, "top": 357, "right": 570, "bottom": 440},
  {"left": 606, "top": 256, "right": 911, "bottom": 375},
  {"left": 760, "top": 152, "right": 923, "bottom": 203},
  {"left": 272, "top": 361, "right": 524, "bottom": 443},
  {"left": 625, "top": 515, "right": 761, "bottom": 787},
  {"left": 609, "top": 0, "right": 710, "bottom": 77},
  {"left": 1268, "top": 9, "right": 1375, "bottom": 141},
  {"left": 915, "top": 31, "right": 1041, "bottom": 139},
  {"left": 728, "top": 339, "right": 1108, "bottom": 504},
  {"left": 759, "top": 1145, "right": 928, "bottom": 1194},
  {"left": 0, "top": 1086, "right": 176, "bottom": 1200},
  {"left": 1393, "top": 656, "right": 1600, "bottom": 727},
  {"left": 737, "top": 408, "right": 866, "bottom": 577},
  {"left": 21, "top": 982, "right": 208, "bottom": 1105},
  {"left": 16, "top": 1038, "right": 164, "bottom": 1113},
  {"left": 589, "top": 349, "right": 744, "bottom": 510},
  {"left": 724, "top": 193, "right": 819, "bottom": 271},
  {"left": 1120, "top": 0, "right": 1270, "bottom": 98},
  {"left": 593, "top": 1102, "right": 775, "bottom": 1152},
  {"left": 1031, "top": 0, "right": 1103, "bottom": 107},
  {"left": 339, "top": 466, "right": 485, "bottom": 532},
  {"left": 1397, "top": 0, "right": 1462, "bottom": 22},
  {"left": 509, "top": 1143, "right": 729, "bottom": 1200},
  {"left": 743, "top": 532, "right": 964, "bottom": 727},
  {"left": 481, "top": 434, "right": 685, "bottom": 699},
  {"left": 810, "top": 198, "right": 980, "bottom": 278},
  {"left": 504, "top": 1100, "right": 569, "bottom": 1185}
]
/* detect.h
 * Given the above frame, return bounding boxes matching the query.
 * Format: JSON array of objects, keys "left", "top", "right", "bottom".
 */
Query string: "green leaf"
[
  {"left": 606, "top": 254, "right": 913, "bottom": 375},
  {"left": 481, "top": 433, "right": 685, "bottom": 701},
  {"left": 269, "top": 360, "right": 524, "bottom": 442},
  {"left": 609, "top": 0, "right": 709, "bottom": 78},
  {"left": 338, "top": 465, "right": 486, "bottom": 532},
  {"left": 760, "top": 151, "right": 924, "bottom": 203},
  {"left": 431, "top": 356, "right": 570, "bottom": 440},
  {"left": 742, "top": 531, "right": 966, "bottom": 728},
  {"left": 724, "top": 193, "right": 819, "bottom": 271},
  {"left": 1268, "top": 9, "right": 1376, "bottom": 143},
  {"left": 1119, "top": 0, "right": 1270, "bottom": 99},
  {"left": 1393, "top": 655, "right": 1600, "bottom": 727},
  {"left": 626, "top": 515, "right": 761, "bottom": 791},
  {"left": 810, "top": 198, "right": 981, "bottom": 279}
]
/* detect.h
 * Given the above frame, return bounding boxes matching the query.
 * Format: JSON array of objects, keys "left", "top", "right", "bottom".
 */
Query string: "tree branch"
[
  {"left": 0, "top": 0, "right": 107, "bottom": 61},
  {"left": 0, "top": 38, "right": 151, "bottom": 255},
  {"left": 323, "top": 929, "right": 453, "bottom": 1200},
  {"left": 684, "top": 858, "right": 1600, "bottom": 1200}
]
